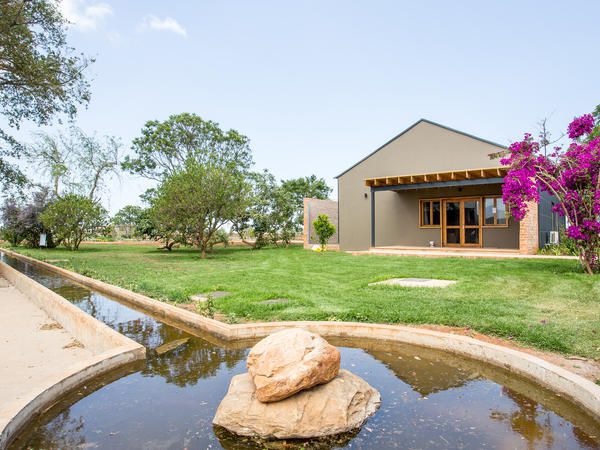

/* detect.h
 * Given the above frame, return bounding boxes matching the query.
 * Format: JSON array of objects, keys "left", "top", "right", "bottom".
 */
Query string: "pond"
[{"left": 2, "top": 253, "right": 600, "bottom": 449}]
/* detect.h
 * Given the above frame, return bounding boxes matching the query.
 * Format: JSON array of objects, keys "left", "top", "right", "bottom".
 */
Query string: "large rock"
[
  {"left": 247, "top": 328, "right": 340, "bottom": 402},
  {"left": 213, "top": 370, "right": 381, "bottom": 439}
]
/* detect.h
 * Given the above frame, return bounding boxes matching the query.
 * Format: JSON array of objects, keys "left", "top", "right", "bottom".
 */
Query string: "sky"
[{"left": 9, "top": 0, "right": 600, "bottom": 213}]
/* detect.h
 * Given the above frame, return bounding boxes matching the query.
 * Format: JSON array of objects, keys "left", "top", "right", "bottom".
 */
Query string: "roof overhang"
[{"left": 365, "top": 167, "right": 508, "bottom": 189}]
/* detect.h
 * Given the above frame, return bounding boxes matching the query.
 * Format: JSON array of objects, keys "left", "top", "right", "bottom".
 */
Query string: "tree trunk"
[
  {"left": 579, "top": 248, "right": 595, "bottom": 275},
  {"left": 241, "top": 238, "right": 256, "bottom": 248},
  {"left": 201, "top": 246, "right": 207, "bottom": 259}
]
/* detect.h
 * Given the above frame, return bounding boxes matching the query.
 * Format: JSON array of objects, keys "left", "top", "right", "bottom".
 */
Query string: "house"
[{"left": 335, "top": 119, "right": 562, "bottom": 253}]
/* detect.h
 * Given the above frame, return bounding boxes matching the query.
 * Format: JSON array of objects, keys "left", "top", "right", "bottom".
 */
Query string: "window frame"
[
  {"left": 483, "top": 196, "right": 509, "bottom": 228},
  {"left": 419, "top": 199, "right": 442, "bottom": 228}
]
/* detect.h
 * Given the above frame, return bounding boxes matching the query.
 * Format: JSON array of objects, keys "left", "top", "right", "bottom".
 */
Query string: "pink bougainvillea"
[
  {"left": 567, "top": 114, "right": 595, "bottom": 139},
  {"left": 501, "top": 112, "right": 600, "bottom": 274}
]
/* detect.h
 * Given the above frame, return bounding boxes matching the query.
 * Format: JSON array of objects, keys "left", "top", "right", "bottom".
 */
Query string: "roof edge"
[{"left": 334, "top": 118, "right": 508, "bottom": 179}]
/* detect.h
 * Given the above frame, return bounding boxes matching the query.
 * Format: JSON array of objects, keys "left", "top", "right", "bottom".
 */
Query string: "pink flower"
[{"left": 567, "top": 114, "right": 595, "bottom": 139}]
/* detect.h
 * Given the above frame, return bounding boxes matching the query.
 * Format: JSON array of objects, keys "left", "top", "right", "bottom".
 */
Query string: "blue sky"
[{"left": 12, "top": 0, "right": 600, "bottom": 213}]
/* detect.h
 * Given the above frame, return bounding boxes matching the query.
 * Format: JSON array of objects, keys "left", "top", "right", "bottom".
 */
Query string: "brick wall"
[
  {"left": 518, "top": 201, "right": 539, "bottom": 254},
  {"left": 303, "top": 198, "right": 339, "bottom": 248}
]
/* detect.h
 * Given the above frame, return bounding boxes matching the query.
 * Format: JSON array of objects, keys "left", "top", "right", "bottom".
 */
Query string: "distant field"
[{"left": 9, "top": 243, "right": 600, "bottom": 359}]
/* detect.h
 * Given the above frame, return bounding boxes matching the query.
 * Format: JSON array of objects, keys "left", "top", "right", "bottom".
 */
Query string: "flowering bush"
[{"left": 501, "top": 109, "right": 600, "bottom": 274}]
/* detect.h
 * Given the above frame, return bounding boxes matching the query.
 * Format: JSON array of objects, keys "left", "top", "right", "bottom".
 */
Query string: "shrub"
[
  {"left": 313, "top": 214, "right": 336, "bottom": 250},
  {"left": 539, "top": 231, "right": 579, "bottom": 256}
]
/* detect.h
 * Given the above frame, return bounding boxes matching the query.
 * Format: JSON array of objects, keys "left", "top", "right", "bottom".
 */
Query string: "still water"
[{"left": 2, "top": 253, "right": 599, "bottom": 449}]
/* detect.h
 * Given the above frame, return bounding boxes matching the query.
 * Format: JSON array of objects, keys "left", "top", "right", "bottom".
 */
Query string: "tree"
[
  {"left": 151, "top": 161, "right": 250, "bottom": 258},
  {"left": 0, "top": 187, "right": 56, "bottom": 247},
  {"left": 231, "top": 170, "right": 299, "bottom": 249},
  {"left": 280, "top": 175, "right": 332, "bottom": 225},
  {"left": 40, "top": 194, "right": 106, "bottom": 250},
  {"left": 0, "top": 0, "right": 92, "bottom": 189},
  {"left": 0, "top": 198, "right": 23, "bottom": 246},
  {"left": 123, "top": 113, "right": 253, "bottom": 182},
  {"left": 313, "top": 214, "right": 336, "bottom": 250},
  {"left": 501, "top": 109, "right": 600, "bottom": 274},
  {"left": 112, "top": 205, "right": 153, "bottom": 239},
  {"left": 27, "top": 127, "right": 121, "bottom": 199},
  {"left": 17, "top": 187, "right": 56, "bottom": 247}
]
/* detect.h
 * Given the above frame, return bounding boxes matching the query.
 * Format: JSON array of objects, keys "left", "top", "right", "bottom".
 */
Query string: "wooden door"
[{"left": 442, "top": 198, "right": 482, "bottom": 247}]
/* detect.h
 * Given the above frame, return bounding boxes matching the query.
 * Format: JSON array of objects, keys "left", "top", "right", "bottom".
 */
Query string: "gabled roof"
[{"left": 335, "top": 118, "right": 508, "bottom": 179}]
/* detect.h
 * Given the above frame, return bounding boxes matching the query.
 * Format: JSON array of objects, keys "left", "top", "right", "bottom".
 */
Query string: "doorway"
[{"left": 443, "top": 198, "right": 482, "bottom": 247}]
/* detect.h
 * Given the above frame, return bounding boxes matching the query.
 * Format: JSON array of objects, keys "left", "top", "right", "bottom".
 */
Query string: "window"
[
  {"left": 420, "top": 200, "right": 441, "bottom": 227},
  {"left": 484, "top": 197, "right": 507, "bottom": 226}
]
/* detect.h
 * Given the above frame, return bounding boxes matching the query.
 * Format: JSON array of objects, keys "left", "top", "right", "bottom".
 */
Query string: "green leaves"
[
  {"left": 0, "top": 0, "right": 92, "bottom": 189},
  {"left": 313, "top": 214, "right": 336, "bottom": 250},
  {"left": 123, "top": 113, "right": 253, "bottom": 181},
  {"left": 40, "top": 194, "right": 107, "bottom": 250}
]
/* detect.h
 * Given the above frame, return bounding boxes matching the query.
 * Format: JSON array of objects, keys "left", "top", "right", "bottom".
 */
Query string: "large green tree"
[
  {"left": 27, "top": 127, "right": 121, "bottom": 199},
  {"left": 231, "top": 170, "right": 300, "bottom": 248},
  {"left": 0, "top": 0, "right": 92, "bottom": 189},
  {"left": 151, "top": 161, "right": 250, "bottom": 258},
  {"left": 123, "top": 113, "right": 253, "bottom": 182},
  {"left": 112, "top": 205, "right": 154, "bottom": 239},
  {"left": 280, "top": 175, "right": 331, "bottom": 225},
  {"left": 126, "top": 113, "right": 255, "bottom": 256}
]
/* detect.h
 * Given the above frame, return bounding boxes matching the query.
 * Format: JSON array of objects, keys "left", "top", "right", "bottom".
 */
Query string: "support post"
[
  {"left": 519, "top": 201, "right": 539, "bottom": 254},
  {"left": 370, "top": 189, "right": 376, "bottom": 247}
]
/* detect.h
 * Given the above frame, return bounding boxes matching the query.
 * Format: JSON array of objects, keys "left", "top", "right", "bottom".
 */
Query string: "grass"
[{"left": 7, "top": 243, "right": 600, "bottom": 359}]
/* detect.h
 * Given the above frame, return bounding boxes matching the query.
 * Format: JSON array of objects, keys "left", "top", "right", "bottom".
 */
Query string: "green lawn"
[{"left": 7, "top": 244, "right": 600, "bottom": 359}]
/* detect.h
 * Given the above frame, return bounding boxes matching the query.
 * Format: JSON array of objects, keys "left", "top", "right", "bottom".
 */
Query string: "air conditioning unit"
[{"left": 549, "top": 231, "right": 559, "bottom": 245}]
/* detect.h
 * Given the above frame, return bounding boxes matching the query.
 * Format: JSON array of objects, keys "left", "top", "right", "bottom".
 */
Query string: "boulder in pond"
[
  {"left": 247, "top": 328, "right": 340, "bottom": 402},
  {"left": 213, "top": 370, "right": 380, "bottom": 439}
]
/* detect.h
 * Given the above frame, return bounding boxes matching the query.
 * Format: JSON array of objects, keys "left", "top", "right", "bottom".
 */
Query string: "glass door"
[{"left": 443, "top": 198, "right": 482, "bottom": 247}]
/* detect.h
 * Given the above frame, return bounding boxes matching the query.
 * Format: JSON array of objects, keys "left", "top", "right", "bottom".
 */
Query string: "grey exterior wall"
[
  {"left": 538, "top": 190, "right": 566, "bottom": 249},
  {"left": 337, "top": 120, "right": 510, "bottom": 251},
  {"left": 374, "top": 184, "right": 519, "bottom": 249}
]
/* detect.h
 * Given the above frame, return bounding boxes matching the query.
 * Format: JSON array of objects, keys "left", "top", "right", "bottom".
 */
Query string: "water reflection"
[
  {"left": 363, "top": 346, "right": 478, "bottom": 396},
  {"left": 2, "top": 253, "right": 600, "bottom": 450}
]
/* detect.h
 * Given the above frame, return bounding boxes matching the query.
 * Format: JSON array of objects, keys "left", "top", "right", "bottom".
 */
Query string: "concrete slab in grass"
[
  {"left": 189, "top": 291, "right": 231, "bottom": 302},
  {"left": 369, "top": 278, "right": 457, "bottom": 288},
  {"left": 260, "top": 298, "right": 290, "bottom": 305}
]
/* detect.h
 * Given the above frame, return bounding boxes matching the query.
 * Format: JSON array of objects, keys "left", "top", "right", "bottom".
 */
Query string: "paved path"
[
  {"left": 352, "top": 248, "right": 579, "bottom": 260},
  {"left": 0, "top": 275, "right": 92, "bottom": 414}
]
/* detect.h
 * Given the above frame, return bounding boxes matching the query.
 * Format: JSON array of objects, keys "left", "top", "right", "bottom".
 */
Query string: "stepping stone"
[
  {"left": 189, "top": 291, "right": 231, "bottom": 302},
  {"left": 155, "top": 337, "right": 190, "bottom": 356},
  {"left": 259, "top": 298, "right": 290, "bottom": 305},
  {"left": 369, "top": 278, "right": 457, "bottom": 288}
]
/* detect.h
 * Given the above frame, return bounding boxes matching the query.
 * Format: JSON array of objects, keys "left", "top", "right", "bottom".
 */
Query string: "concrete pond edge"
[
  {"left": 0, "top": 260, "right": 146, "bottom": 450},
  {"left": 2, "top": 248, "right": 600, "bottom": 428}
]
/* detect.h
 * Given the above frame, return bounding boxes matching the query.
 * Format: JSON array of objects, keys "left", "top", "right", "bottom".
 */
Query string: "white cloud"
[
  {"left": 60, "top": 0, "right": 113, "bottom": 31},
  {"left": 138, "top": 15, "right": 187, "bottom": 37}
]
